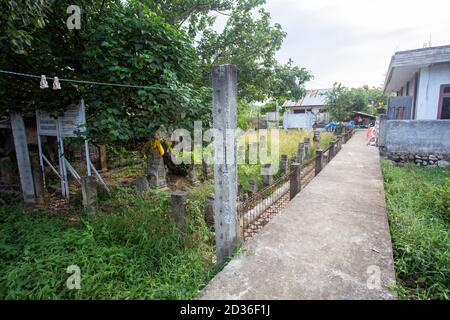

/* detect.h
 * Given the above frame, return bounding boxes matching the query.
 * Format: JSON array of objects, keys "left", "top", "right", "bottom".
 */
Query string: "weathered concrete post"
[
  {"left": 205, "top": 194, "right": 215, "bottom": 227},
  {"left": 263, "top": 164, "right": 274, "bottom": 186},
  {"left": 10, "top": 113, "right": 36, "bottom": 205},
  {"left": 81, "top": 176, "right": 97, "bottom": 217},
  {"left": 280, "top": 154, "right": 289, "bottom": 173},
  {"left": 188, "top": 163, "right": 200, "bottom": 185},
  {"left": 329, "top": 141, "right": 336, "bottom": 160},
  {"left": 145, "top": 148, "right": 167, "bottom": 189},
  {"left": 135, "top": 176, "right": 149, "bottom": 194},
  {"left": 202, "top": 159, "right": 212, "bottom": 181},
  {"left": 99, "top": 145, "right": 108, "bottom": 172},
  {"left": 337, "top": 135, "right": 342, "bottom": 152},
  {"left": 248, "top": 179, "right": 258, "bottom": 196},
  {"left": 290, "top": 163, "right": 301, "bottom": 200},
  {"left": 171, "top": 190, "right": 188, "bottom": 230},
  {"left": 297, "top": 143, "right": 305, "bottom": 163},
  {"left": 378, "top": 114, "right": 387, "bottom": 149},
  {"left": 30, "top": 152, "right": 45, "bottom": 204},
  {"left": 212, "top": 64, "right": 239, "bottom": 264},
  {"left": 315, "top": 149, "right": 323, "bottom": 176},
  {"left": 313, "top": 130, "right": 321, "bottom": 149},
  {"left": 304, "top": 137, "right": 311, "bottom": 157},
  {"left": 343, "top": 127, "right": 348, "bottom": 144}
]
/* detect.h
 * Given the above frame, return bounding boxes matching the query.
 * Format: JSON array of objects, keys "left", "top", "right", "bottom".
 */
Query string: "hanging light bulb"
[
  {"left": 40, "top": 75, "right": 49, "bottom": 89},
  {"left": 53, "top": 77, "right": 61, "bottom": 90}
]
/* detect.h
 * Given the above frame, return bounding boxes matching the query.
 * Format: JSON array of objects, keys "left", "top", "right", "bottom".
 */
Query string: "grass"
[
  {"left": 381, "top": 161, "right": 449, "bottom": 300},
  {"left": 238, "top": 129, "right": 336, "bottom": 192},
  {"left": 0, "top": 187, "right": 217, "bottom": 299}
]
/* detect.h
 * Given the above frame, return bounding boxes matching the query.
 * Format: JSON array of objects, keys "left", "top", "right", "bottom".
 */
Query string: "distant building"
[
  {"left": 384, "top": 45, "right": 450, "bottom": 120},
  {"left": 282, "top": 89, "right": 331, "bottom": 129}
]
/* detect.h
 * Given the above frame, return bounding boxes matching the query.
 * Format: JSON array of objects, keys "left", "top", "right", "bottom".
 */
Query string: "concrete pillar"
[
  {"left": 135, "top": 176, "right": 149, "bottom": 194},
  {"left": 99, "top": 145, "right": 108, "bottom": 172},
  {"left": 313, "top": 130, "right": 321, "bottom": 149},
  {"left": 280, "top": 154, "right": 289, "bottom": 173},
  {"left": 315, "top": 149, "right": 323, "bottom": 176},
  {"left": 10, "top": 113, "right": 36, "bottom": 205},
  {"left": 81, "top": 176, "right": 97, "bottom": 217},
  {"left": 171, "top": 190, "right": 188, "bottom": 230},
  {"left": 212, "top": 64, "right": 239, "bottom": 264},
  {"left": 188, "top": 163, "right": 200, "bottom": 185},
  {"left": 329, "top": 141, "right": 336, "bottom": 160},
  {"left": 378, "top": 115, "right": 387, "bottom": 148},
  {"left": 248, "top": 179, "right": 258, "bottom": 196},
  {"left": 263, "top": 164, "right": 274, "bottom": 186},
  {"left": 304, "top": 137, "right": 311, "bottom": 157},
  {"left": 297, "top": 143, "right": 305, "bottom": 163},
  {"left": 205, "top": 194, "right": 215, "bottom": 227},
  {"left": 290, "top": 163, "right": 301, "bottom": 200},
  {"left": 202, "top": 159, "right": 212, "bottom": 181},
  {"left": 30, "top": 152, "right": 45, "bottom": 204},
  {"left": 145, "top": 148, "right": 167, "bottom": 189}
]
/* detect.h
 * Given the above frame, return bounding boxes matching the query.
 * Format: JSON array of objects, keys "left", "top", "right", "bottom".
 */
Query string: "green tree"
[
  {"left": 324, "top": 83, "right": 353, "bottom": 121},
  {"left": 142, "top": 0, "right": 312, "bottom": 103},
  {"left": 325, "top": 84, "right": 388, "bottom": 121},
  {"left": 0, "top": 0, "right": 208, "bottom": 144}
]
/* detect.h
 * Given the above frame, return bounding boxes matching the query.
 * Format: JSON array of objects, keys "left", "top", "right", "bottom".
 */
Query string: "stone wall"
[{"left": 387, "top": 152, "right": 450, "bottom": 167}]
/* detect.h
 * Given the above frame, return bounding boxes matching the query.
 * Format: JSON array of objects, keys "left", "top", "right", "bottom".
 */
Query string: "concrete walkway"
[{"left": 200, "top": 130, "right": 397, "bottom": 300}]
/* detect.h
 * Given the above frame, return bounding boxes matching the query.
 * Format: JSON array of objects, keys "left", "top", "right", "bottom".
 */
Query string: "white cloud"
[{"left": 265, "top": 0, "right": 450, "bottom": 89}]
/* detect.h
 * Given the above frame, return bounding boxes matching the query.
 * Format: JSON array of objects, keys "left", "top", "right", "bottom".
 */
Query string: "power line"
[{"left": 0, "top": 69, "right": 163, "bottom": 90}]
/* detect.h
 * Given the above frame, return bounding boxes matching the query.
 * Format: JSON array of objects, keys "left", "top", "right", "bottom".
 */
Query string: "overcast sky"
[{"left": 217, "top": 0, "right": 450, "bottom": 90}]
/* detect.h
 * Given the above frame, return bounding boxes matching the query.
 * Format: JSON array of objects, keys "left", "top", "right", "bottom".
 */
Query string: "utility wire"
[{"left": 0, "top": 69, "right": 163, "bottom": 90}]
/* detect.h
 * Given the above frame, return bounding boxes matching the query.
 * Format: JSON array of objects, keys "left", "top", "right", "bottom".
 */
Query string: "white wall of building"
[
  {"left": 283, "top": 112, "right": 314, "bottom": 129},
  {"left": 416, "top": 63, "right": 450, "bottom": 120}
]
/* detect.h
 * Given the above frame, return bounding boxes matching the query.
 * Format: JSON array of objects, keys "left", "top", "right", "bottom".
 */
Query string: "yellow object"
[{"left": 152, "top": 139, "right": 165, "bottom": 156}]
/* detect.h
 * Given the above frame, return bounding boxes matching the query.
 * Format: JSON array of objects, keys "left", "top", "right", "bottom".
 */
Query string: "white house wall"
[{"left": 416, "top": 63, "right": 450, "bottom": 120}]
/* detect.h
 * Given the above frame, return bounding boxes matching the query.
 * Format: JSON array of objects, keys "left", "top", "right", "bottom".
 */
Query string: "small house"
[
  {"left": 384, "top": 45, "right": 450, "bottom": 120},
  {"left": 282, "top": 89, "right": 331, "bottom": 129}
]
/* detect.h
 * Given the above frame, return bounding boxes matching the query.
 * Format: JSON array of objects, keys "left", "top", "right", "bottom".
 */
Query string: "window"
[
  {"left": 394, "top": 107, "right": 406, "bottom": 120},
  {"left": 294, "top": 109, "right": 305, "bottom": 114},
  {"left": 438, "top": 84, "right": 450, "bottom": 120}
]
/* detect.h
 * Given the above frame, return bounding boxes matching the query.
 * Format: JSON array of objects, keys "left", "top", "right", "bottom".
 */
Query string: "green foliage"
[
  {"left": 148, "top": 0, "right": 312, "bottom": 103},
  {"left": 325, "top": 83, "right": 387, "bottom": 121},
  {"left": 382, "top": 162, "right": 450, "bottom": 300},
  {"left": 0, "top": 0, "right": 210, "bottom": 144},
  {"left": 0, "top": 188, "right": 216, "bottom": 299}
]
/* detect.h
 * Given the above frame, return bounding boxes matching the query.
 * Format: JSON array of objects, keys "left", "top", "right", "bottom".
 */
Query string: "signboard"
[{"left": 37, "top": 102, "right": 86, "bottom": 137}]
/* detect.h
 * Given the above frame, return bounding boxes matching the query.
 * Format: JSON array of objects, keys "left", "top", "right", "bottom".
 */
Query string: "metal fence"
[{"left": 237, "top": 128, "right": 356, "bottom": 241}]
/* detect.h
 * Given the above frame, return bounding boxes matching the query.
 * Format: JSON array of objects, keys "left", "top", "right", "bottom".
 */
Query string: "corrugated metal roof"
[{"left": 283, "top": 89, "right": 331, "bottom": 108}]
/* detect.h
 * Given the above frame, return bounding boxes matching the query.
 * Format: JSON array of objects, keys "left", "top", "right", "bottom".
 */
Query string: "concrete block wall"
[{"left": 383, "top": 120, "right": 450, "bottom": 155}]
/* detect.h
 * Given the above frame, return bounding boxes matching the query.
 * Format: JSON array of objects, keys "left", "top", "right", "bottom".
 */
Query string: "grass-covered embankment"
[
  {"left": 382, "top": 162, "right": 449, "bottom": 300},
  {"left": 0, "top": 185, "right": 217, "bottom": 299}
]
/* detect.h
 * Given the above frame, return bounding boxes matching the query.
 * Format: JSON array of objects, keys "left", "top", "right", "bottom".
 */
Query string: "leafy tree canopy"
[
  {"left": 325, "top": 83, "right": 388, "bottom": 122},
  {"left": 141, "top": 0, "right": 312, "bottom": 102},
  {"left": 0, "top": 0, "right": 312, "bottom": 144},
  {"left": 0, "top": 0, "right": 208, "bottom": 144}
]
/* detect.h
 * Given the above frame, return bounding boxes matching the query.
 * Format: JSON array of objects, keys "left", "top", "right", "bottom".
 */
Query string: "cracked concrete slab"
[{"left": 199, "top": 130, "right": 397, "bottom": 300}]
